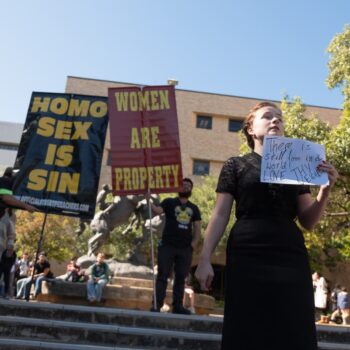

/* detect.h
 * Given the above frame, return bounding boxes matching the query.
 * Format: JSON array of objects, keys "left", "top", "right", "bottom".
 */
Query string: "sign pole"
[
  {"left": 25, "top": 212, "right": 48, "bottom": 301},
  {"left": 147, "top": 189, "right": 158, "bottom": 310}
]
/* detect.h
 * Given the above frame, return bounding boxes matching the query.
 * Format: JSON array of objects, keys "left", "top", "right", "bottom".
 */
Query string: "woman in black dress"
[{"left": 195, "top": 102, "right": 338, "bottom": 350}]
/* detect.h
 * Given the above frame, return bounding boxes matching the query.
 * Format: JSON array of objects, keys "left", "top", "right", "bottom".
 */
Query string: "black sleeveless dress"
[{"left": 217, "top": 152, "right": 317, "bottom": 350}]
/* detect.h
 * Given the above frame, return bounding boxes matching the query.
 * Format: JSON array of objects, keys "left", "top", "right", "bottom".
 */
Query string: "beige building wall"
[{"left": 65, "top": 76, "right": 342, "bottom": 188}]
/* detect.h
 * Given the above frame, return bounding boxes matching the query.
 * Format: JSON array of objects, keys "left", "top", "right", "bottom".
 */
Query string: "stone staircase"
[{"left": 0, "top": 299, "right": 349, "bottom": 350}]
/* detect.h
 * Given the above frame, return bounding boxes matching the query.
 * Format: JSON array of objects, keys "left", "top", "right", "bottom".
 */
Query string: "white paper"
[{"left": 261, "top": 136, "right": 329, "bottom": 186}]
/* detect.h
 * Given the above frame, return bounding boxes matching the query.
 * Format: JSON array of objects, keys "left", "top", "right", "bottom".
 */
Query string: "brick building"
[{"left": 65, "top": 76, "right": 342, "bottom": 189}]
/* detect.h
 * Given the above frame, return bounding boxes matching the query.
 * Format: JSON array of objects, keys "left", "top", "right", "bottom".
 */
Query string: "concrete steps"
[
  {"left": 0, "top": 338, "right": 143, "bottom": 350},
  {"left": 0, "top": 299, "right": 221, "bottom": 350},
  {"left": 2, "top": 299, "right": 221, "bottom": 333},
  {"left": 0, "top": 315, "right": 220, "bottom": 350},
  {"left": 0, "top": 299, "right": 349, "bottom": 350}
]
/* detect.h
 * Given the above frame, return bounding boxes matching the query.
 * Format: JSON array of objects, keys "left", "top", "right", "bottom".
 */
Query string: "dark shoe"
[{"left": 172, "top": 305, "right": 191, "bottom": 315}]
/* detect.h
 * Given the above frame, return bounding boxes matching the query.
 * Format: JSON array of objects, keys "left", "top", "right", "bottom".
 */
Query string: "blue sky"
[{"left": 0, "top": 0, "right": 349, "bottom": 123}]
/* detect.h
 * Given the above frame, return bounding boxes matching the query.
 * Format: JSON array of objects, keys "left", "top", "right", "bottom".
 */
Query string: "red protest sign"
[{"left": 108, "top": 85, "right": 183, "bottom": 195}]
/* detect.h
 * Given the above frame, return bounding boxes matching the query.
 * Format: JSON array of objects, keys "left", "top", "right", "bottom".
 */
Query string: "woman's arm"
[
  {"left": 297, "top": 161, "right": 338, "bottom": 231},
  {"left": 195, "top": 193, "right": 234, "bottom": 291}
]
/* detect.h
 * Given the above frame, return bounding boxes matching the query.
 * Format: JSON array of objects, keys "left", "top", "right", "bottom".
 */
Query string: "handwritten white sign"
[{"left": 261, "top": 136, "right": 329, "bottom": 186}]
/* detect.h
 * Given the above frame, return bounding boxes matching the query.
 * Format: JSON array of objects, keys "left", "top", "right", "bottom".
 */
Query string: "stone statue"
[{"left": 86, "top": 185, "right": 165, "bottom": 260}]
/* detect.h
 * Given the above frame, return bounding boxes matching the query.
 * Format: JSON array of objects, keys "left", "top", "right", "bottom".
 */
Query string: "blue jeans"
[
  {"left": 16, "top": 277, "right": 32, "bottom": 298},
  {"left": 87, "top": 279, "right": 107, "bottom": 302},
  {"left": 16, "top": 276, "right": 52, "bottom": 298},
  {"left": 34, "top": 276, "right": 53, "bottom": 296}
]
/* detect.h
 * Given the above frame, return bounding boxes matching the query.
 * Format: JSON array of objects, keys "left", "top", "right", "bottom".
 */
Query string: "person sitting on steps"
[{"left": 86, "top": 252, "right": 110, "bottom": 303}]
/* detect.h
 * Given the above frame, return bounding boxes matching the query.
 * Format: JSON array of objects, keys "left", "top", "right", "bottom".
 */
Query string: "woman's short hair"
[{"left": 243, "top": 101, "right": 281, "bottom": 149}]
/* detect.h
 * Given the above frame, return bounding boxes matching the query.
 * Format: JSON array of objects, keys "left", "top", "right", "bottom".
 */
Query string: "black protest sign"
[{"left": 13, "top": 92, "right": 108, "bottom": 219}]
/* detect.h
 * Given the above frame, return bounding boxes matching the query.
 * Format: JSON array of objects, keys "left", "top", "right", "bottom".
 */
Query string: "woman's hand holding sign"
[
  {"left": 297, "top": 159, "right": 338, "bottom": 231},
  {"left": 317, "top": 160, "right": 338, "bottom": 190}
]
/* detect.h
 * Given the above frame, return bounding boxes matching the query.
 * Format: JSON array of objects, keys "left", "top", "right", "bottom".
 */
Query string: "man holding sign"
[
  {"left": 148, "top": 178, "right": 201, "bottom": 315},
  {"left": 195, "top": 102, "right": 338, "bottom": 350}
]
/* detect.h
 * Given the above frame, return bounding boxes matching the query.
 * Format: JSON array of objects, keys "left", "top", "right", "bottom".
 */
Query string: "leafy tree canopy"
[
  {"left": 326, "top": 24, "right": 350, "bottom": 108},
  {"left": 15, "top": 212, "right": 80, "bottom": 262}
]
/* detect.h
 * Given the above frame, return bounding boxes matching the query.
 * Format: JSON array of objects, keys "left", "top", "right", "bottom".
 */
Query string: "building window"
[
  {"left": 228, "top": 119, "right": 243, "bottom": 132},
  {"left": 193, "top": 159, "right": 210, "bottom": 176},
  {"left": 196, "top": 115, "right": 212, "bottom": 129}
]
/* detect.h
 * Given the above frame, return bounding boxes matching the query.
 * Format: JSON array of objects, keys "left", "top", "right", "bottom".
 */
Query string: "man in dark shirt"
[
  {"left": 148, "top": 178, "right": 201, "bottom": 314},
  {"left": 16, "top": 252, "right": 53, "bottom": 299}
]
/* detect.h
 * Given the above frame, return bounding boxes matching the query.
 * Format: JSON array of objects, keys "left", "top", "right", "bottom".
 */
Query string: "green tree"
[
  {"left": 326, "top": 24, "right": 350, "bottom": 108},
  {"left": 15, "top": 211, "right": 80, "bottom": 261},
  {"left": 323, "top": 23, "right": 350, "bottom": 265},
  {"left": 281, "top": 96, "right": 350, "bottom": 269},
  {"left": 281, "top": 96, "right": 331, "bottom": 143},
  {"left": 325, "top": 24, "right": 350, "bottom": 175},
  {"left": 15, "top": 211, "right": 135, "bottom": 262}
]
